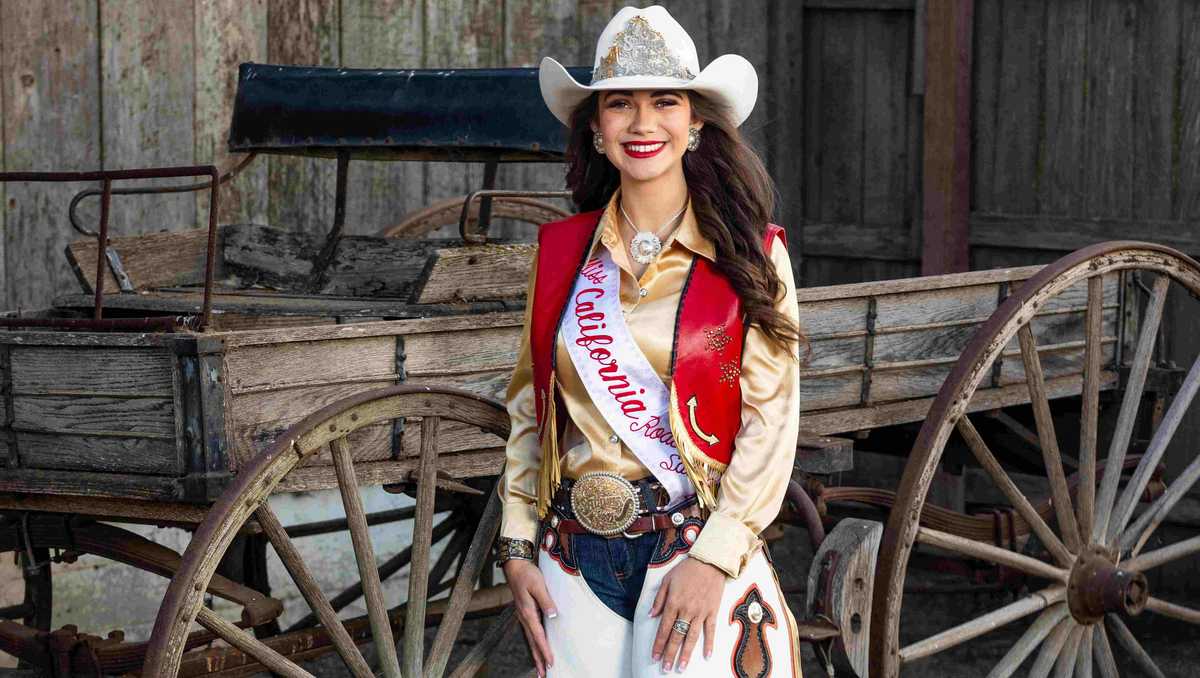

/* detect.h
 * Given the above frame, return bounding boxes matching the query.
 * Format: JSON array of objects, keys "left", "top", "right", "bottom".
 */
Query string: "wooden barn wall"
[{"left": 1, "top": 0, "right": 1195, "bottom": 299}]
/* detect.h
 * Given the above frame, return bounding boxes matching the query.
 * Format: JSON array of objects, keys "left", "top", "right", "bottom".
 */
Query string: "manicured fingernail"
[
  {"left": 704, "top": 649, "right": 712, "bottom": 660},
  {"left": 677, "top": 661, "right": 688, "bottom": 673},
  {"left": 652, "top": 652, "right": 661, "bottom": 662},
  {"left": 661, "top": 662, "right": 670, "bottom": 674},
  {"left": 547, "top": 609, "right": 559, "bottom": 619}
]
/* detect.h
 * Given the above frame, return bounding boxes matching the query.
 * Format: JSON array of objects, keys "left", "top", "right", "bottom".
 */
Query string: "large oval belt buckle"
[{"left": 569, "top": 471, "right": 640, "bottom": 537}]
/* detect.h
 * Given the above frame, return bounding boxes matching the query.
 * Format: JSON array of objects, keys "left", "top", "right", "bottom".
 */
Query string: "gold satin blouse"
[{"left": 498, "top": 189, "right": 801, "bottom": 578}]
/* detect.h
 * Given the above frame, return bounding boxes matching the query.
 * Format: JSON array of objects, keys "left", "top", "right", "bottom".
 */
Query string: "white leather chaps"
[{"left": 537, "top": 524, "right": 802, "bottom": 677}]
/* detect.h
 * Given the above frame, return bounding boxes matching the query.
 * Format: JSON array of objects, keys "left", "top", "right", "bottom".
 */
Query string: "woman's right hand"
[{"left": 503, "top": 558, "right": 558, "bottom": 676}]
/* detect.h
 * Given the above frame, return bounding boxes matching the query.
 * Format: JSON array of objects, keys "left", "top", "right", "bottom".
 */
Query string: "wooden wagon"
[{"left": 1, "top": 63, "right": 1198, "bottom": 678}]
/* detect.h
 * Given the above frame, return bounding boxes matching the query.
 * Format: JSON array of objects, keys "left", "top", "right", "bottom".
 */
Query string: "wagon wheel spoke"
[
  {"left": 1093, "top": 623, "right": 1119, "bottom": 678},
  {"left": 1018, "top": 325, "right": 1082, "bottom": 552},
  {"left": 194, "top": 607, "right": 315, "bottom": 678},
  {"left": 445, "top": 604, "right": 521, "bottom": 678},
  {"left": 330, "top": 436, "right": 403, "bottom": 677},
  {"left": 1107, "top": 353, "right": 1200, "bottom": 546},
  {"left": 985, "top": 604, "right": 1068, "bottom": 678},
  {"left": 257, "top": 504, "right": 376, "bottom": 678},
  {"left": 1121, "top": 450, "right": 1200, "bottom": 556},
  {"left": 1105, "top": 613, "right": 1167, "bottom": 678},
  {"left": 915, "top": 526, "right": 1067, "bottom": 581},
  {"left": 957, "top": 416, "right": 1074, "bottom": 567},
  {"left": 898, "top": 586, "right": 1065, "bottom": 664},
  {"left": 1077, "top": 276, "right": 1105, "bottom": 540},
  {"left": 1144, "top": 596, "right": 1200, "bottom": 624},
  {"left": 1093, "top": 274, "right": 1170, "bottom": 545},
  {"left": 1075, "top": 625, "right": 1093, "bottom": 678},
  {"left": 401, "top": 415, "right": 441, "bottom": 677},
  {"left": 1027, "top": 618, "right": 1074, "bottom": 678},
  {"left": 286, "top": 514, "right": 459, "bottom": 633},
  {"left": 426, "top": 487, "right": 503, "bottom": 678},
  {"left": 1052, "top": 625, "right": 1084, "bottom": 678},
  {"left": 1125, "top": 535, "right": 1200, "bottom": 576}
]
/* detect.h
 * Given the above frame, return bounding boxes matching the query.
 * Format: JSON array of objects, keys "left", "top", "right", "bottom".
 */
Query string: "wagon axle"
[{"left": 1067, "top": 547, "right": 1148, "bottom": 624}]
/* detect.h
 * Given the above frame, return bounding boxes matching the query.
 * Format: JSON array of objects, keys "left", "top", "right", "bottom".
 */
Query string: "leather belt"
[{"left": 551, "top": 501, "right": 703, "bottom": 536}]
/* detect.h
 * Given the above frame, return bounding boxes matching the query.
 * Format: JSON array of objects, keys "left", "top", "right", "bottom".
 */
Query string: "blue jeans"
[{"left": 570, "top": 531, "right": 661, "bottom": 621}]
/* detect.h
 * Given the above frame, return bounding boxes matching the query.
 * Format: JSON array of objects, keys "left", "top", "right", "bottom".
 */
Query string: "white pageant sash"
[{"left": 559, "top": 250, "right": 694, "bottom": 503}]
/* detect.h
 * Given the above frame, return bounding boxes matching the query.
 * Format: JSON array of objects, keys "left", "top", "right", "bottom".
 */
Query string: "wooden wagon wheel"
[
  {"left": 143, "top": 385, "right": 516, "bottom": 678},
  {"left": 378, "top": 194, "right": 570, "bottom": 238},
  {"left": 871, "top": 242, "right": 1200, "bottom": 677}
]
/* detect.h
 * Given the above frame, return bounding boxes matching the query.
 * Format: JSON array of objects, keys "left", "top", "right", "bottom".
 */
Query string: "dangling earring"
[
  {"left": 686, "top": 127, "right": 701, "bottom": 152},
  {"left": 593, "top": 131, "right": 606, "bottom": 155}
]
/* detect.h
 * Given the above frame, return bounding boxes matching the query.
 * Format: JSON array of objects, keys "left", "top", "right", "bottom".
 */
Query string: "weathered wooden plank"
[
  {"left": 797, "top": 371, "right": 1115, "bottom": 436},
  {"left": 224, "top": 336, "right": 395, "bottom": 393},
  {"left": 0, "top": 468, "right": 181, "bottom": 501},
  {"left": 215, "top": 311, "right": 523, "bottom": 348},
  {"left": 801, "top": 4, "right": 825, "bottom": 243},
  {"left": 875, "top": 283, "right": 998, "bottom": 328},
  {"left": 969, "top": 0, "right": 1001, "bottom": 213},
  {"left": 816, "top": 10, "right": 865, "bottom": 225},
  {"left": 195, "top": 0, "right": 267, "bottom": 226},
  {"left": 798, "top": 297, "right": 870, "bottom": 339},
  {"left": 766, "top": 0, "right": 804, "bottom": 262},
  {"left": 1132, "top": 0, "right": 1179, "bottom": 222},
  {"left": 423, "top": 0, "right": 503, "bottom": 235},
  {"left": 1180, "top": 1, "right": 1200, "bottom": 221},
  {"left": 1084, "top": 0, "right": 1136, "bottom": 219},
  {"left": 100, "top": 0, "right": 196, "bottom": 239},
  {"left": 796, "top": 263, "right": 1040, "bottom": 302},
  {"left": 802, "top": 336, "right": 867, "bottom": 370},
  {"left": 709, "top": 0, "right": 770, "bottom": 155},
  {"left": 2, "top": 0, "right": 100, "bottom": 309},
  {"left": 66, "top": 225, "right": 224, "bottom": 294},
  {"left": 267, "top": 0, "right": 340, "bottom": 237},
  {"left": 15, "top": 432, "right": 179, "bottom": 475},
  {"left": 800, "top": 222, "right": 914, "bottom": 262},
  {"left": 413, "top": 244, "right": 536, "bottom": 303},
  {"left": 1040, "top": 0, "right": 1088, "bottom": 216},
  {"left": 405, "top": 369, "right": 510, "bottom": 401},
  {"left": 863, "top": 9, "right": 911, "bottom": 229},
  {"left": 222, "top": 222, "right": 319, "bottom": 289},
  {"left": 969, "top": 213, "right": 1200, "bottom": 253},
  {"left": 10, "top": 346, "right": 174, "bottom": 395},
  {"left": 340, "top": 0, "right": 424, "bottom": 236},
  {"left": 991, "top": 0, "right": 1042, "bottom": 215},
  {"left": 322, "top": 237, "right": 443, "bottom": 298},
  {"left": 797, "top": 374, "right": 862, "bottom": 412},
  {"left": 501, "top": 0, "right": 578, "bottom": 240},
  {"left": 403, "top": 327, "right": 521, "bottom": 376},
  {"left": 12, "top": 395, "right": 175, "bottom": 437}
]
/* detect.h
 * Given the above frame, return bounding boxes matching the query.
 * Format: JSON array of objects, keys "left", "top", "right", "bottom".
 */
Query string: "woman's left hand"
[{"left": 649, "top": 556, "right": 726, "bottom": 673}]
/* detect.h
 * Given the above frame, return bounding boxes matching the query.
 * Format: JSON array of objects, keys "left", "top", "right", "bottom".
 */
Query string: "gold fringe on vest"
[
  {"left": 536, "top": 371, "right": 561, "bottom": 519},
  {"left": 668, "top": 383, "right": 727, "bottom": 510}
]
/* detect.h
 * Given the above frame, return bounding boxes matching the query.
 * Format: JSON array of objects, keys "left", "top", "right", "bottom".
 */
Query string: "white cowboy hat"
[{"left": 538, "top": 5, "right": 758, "bottom": 127}]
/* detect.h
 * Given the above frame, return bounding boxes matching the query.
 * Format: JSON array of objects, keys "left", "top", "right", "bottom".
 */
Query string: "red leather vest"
[{"left": 528, "top": 208, "right": 786, "bottom": 506}]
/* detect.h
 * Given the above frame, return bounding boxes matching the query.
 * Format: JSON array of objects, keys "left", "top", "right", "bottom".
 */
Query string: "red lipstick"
[{"left": 622, "top": 141, "right": 666, "bottom": 159}]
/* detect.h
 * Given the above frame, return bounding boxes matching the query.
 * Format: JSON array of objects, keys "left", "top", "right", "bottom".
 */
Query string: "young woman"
[{"left": 496, "top": 6, "right": 803, "bottom": 677}]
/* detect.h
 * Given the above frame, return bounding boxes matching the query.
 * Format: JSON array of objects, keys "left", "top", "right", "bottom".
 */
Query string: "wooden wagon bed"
[{"left": 0, "top": 246, "right": 1127, "bottom": 512}]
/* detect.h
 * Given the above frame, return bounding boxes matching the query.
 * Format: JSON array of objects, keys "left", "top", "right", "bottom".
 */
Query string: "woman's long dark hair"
[{"left": 564, "top": 91, "right": 803, "bottom": 351}]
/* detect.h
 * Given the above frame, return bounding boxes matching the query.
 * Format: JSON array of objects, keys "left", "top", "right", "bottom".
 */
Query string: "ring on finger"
[{"left": 672, "top": 618, "right": 692, "bottom": 635}]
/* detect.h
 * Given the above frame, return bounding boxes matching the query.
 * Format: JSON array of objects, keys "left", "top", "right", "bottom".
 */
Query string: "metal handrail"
[{"left": 0, "top": 164, "right": 226, "bottom": 331}]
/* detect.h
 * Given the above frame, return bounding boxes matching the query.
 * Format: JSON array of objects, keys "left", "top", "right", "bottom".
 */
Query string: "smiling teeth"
[{"left": 627, "top": 143, "right": 664, "bottom": 152}]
